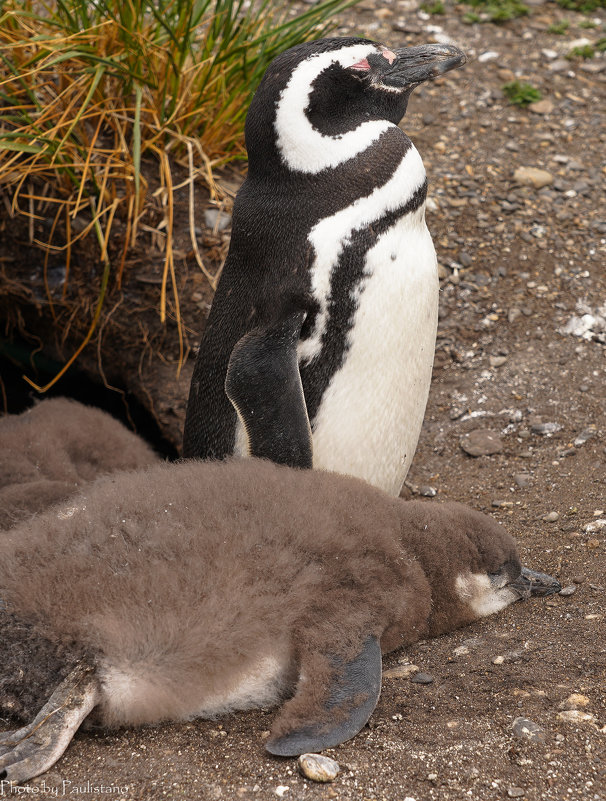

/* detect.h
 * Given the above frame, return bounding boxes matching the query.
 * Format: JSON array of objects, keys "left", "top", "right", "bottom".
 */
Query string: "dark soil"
[{"left": 1, "top": 1, "right": 605, "bottom": 800}]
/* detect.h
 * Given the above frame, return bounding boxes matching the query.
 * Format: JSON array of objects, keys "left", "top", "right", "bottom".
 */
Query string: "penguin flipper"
[
  {"left": 266, "top": 635, "right": 382, "bottom": 757},
  {"left": 225, "top": 305, "right": 312, "bottom": 469}
]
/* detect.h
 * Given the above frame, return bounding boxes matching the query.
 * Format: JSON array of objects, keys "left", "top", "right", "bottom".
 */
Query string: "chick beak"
[
  {"left": 508, "top": 566, "right": 562, "bottom": 600},
  {"left": 388, "top": 43, "right": 467, "bottom": 86}
]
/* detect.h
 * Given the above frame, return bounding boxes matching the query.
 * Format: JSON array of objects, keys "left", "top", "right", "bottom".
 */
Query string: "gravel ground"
[{"left": 1, "top": 1, "right": 605, "bottom": 799}]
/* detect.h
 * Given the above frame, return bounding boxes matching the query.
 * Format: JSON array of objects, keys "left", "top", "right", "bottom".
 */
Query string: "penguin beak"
[
  {"left": 507, "top": 566, "right": 562, "bottom": 600},
  {"left": 388, "top": 44, "right": 466, "bottom": 86}
]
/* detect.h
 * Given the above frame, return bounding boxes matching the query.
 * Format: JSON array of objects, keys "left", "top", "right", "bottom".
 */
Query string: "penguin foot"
[
  {"left": 266, "top": 635, "right": 382, "bottom": 757},
  {"left": 0, "top": 663, "right": 98, "bottom": 784}
]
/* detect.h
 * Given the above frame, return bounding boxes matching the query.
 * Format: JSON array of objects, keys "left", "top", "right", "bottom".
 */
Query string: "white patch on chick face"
[{"left": 455, "top": 571, "right": 520, "bottom": 618}]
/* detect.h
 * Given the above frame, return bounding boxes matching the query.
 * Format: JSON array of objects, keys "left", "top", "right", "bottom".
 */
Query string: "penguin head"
[
  {"left": 397, "top": 502, "right": 561, "bottom": 637},
  {"left": 245, "top": 37, "right": 466, "bottom": 175}
]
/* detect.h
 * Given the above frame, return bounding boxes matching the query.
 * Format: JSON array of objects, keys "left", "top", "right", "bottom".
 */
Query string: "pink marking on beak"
[
  {"left": 351, "top": 58, "right": 371, "bottom": 71},
  {"left": 381, "top": 49, "right": 397, "bottom": 64}
]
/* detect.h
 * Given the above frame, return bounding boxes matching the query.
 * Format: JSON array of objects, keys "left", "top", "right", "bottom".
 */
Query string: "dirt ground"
[{"left": 1, "top": 1, "right": 605, "bottom": 800}]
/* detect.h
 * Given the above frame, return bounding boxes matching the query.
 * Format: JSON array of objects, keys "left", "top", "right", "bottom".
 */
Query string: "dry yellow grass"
[{"left": 0, "top": 0, "right": 356, "bottom": 388}]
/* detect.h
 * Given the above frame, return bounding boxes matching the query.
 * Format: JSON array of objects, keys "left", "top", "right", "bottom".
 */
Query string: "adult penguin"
[{"left": 183, "top": 38, "right": 466, "bottom": 495}]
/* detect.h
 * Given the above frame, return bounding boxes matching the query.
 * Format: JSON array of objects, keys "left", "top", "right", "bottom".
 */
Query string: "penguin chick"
[
  {"left": 183, "top": 37, "right": 467, "bottom": 495},
  {"left": 0, "top": 398, "right": 159, "bottom": 529},
  {"left": 0, "top": 459, "right": 560, "bottom": 781}
]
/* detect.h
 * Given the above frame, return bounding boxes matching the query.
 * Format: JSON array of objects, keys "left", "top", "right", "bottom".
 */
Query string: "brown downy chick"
[
  {"left": 0, "top": 459, "right": 560, "bottom": 782},
  {"left": 0, "top": 398, "right": 159, "bottom": 529}
]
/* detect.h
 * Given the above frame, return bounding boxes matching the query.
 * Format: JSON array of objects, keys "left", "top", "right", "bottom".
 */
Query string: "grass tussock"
[
  {"left": 502, "top": 80, "right": 542, "bottom": 106},
  {"left": 0, "top": 0, "right": 355, "bottom": 389}
]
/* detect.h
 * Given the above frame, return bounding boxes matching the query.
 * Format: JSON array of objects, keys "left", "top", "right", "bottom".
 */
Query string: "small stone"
[
  {"left": 508, "top": 307, "right": 522, "bottom": 323},
  {"left": 383, "top": 663, "right": 419, "bottom": 679},
  {"left": 557, "top": 710, "right": 596, "bottom": 724},
  {"left": 490, "top": 355, "right": 508, "bottom": 368},
  {"left": 478, "top": 50, "right": 499, "bottom": 62},
  {"left": 513, "top": 167, "right": 554, "bottom": 190},
  {"left": 584, "top": 519, "right": 606, "bottom": 533},
  {"left": 542, "top": 511, "right": 560, "bottom": 523},
  {"left": 531, "top": 421, "right": 562, "bottom": 436},
  {"left": 559, "top": 693, "right": 590, "bottom": 711},
  {"left": 507, "top": 788, "right": 526, "bottom": 798},
  {"left": 392, "top": 20, "right": 422, "bottom": 34},
  {"left": 514, "top": 473, "right": 531, "bottom": 488},
  {"left": 460, "top": 429, "right": 504, "bottom": 457},
  {"left": 587, "top": 538, "right": 600, "bottom": 549},
  {"left": 512, "top": 717, "right": 547, "bottom": 744},
  {"left": 528, "top": 99, "right": 554, "bottom": 115},
  {"left": 298, "top": 754, "right": 340, "bottom": 783},
  {"left": 459, "top": 251, "right": 472, "bottom": 267},
  {"left": 274, "top": 787, "right": 290, "bottom": 797},
  {"left": 419, "top": 485, "right": 437, "bottom": 497},
  {"left": 204, "top": 208, "right": 231, "bottom": 232},
  {"left": 574, "top": 427, "right": 597, "bottom": 447},
  {"left": 411, "top": 672, "right": 434, "bottom": 684},
  {"left": 559, "top": 585, "right": 576, "bottom": 597},
  {"left": 492, "top": 655, "right": 505, "bottom": 665},
  {"left": 453, "top": 645, "right": 469, "bottom": 656}
]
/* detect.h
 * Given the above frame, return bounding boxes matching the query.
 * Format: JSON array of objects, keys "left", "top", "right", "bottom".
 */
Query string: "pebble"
[
  {"left": 542, "top": 511, "right": 560, "bottom": 523},
  {"left": 297, "top": 754, "right": 340, "bottom": 783},
  {"left": 548, "top": 59, "right": 569, "bottom": 73},
  {"left": 559, "top": 585, "right": 576, "bottom": 597},
  {"left": 528, "top": 99, "right": 554, "bottom": 115},
  {"left": 559, "top": 693, "right": 590, "bottom": 711},
  {"left": 274, "top": 786, "right": 289, "bottom": 797},
  {"left": 514, "top": 473, "right": 531, "bottom": 488},
  {"left": 507, "top": 788, "right": 526, "bottom": 799},
  {"left": 513, "top": 167, "right": 554, "bottom": 190},
  {"left": 411, "top": 672, "right": 434, "bottom": 684},
  {"left": 584, "top": 518, "right": 606, "bottom": 533},
  {"left": 587, "top": 538, "right": 600, "bottom": 549},
  {"left": 489, "top": 355, "right": 508, "bottom": 368},
  {"left": 574, "top": 426, "right": 598, "bottom": 448},
  {"left": 204, "top": 208, "right": 231, "bottom": 232},
  {"left": 459, "top": 251, "right": 472, "bottom": 267},
  {"left": 557, "top": 710, "right": 596, "bottom": 724},
  {"left": 478, "top": 51, "right": 499, "bottom": 63},
  {"left": 383, "top": 663, "right": 419, "bottom": 679},
  {"left": 531, "top": 421, "right": 562, "bottom": 436},
  {"left": 512, "top": 717, "right": 547, "bottom": 744},
  {"left": 460, "top": 429, "right": 504, "bottom": 457}
]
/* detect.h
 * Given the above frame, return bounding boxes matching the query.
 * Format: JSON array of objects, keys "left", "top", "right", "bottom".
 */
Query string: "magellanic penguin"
[
  {"left": 0, "top": 398, "right": 158, "bottom": 530},
  {"left": 0, "top": 460, "right": 560, "bottom": 782},
  {"left": 183, "top": 37, "right": 467, "bottom": 495}
]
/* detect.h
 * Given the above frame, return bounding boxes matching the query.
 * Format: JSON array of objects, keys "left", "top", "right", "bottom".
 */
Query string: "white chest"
[{"left": 309, "top": 206, "right": 438, "bottom": 496}]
